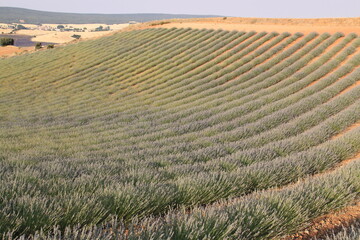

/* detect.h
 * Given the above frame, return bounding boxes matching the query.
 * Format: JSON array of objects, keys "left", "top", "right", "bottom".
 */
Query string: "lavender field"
[{"left": 0, "top": 28, "right": 359, "bottom": 239}]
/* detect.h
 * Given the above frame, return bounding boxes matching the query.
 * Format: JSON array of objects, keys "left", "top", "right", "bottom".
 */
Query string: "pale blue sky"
[{"left": 0, "top": 0, "right": 359, "bottom": 17}]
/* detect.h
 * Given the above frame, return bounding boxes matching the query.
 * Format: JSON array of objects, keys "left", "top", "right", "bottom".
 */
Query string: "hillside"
[
  {"left": 0, "top": 27, "right": 360, "bottom": 239},
  {"left": 0, "top": 7, "right": 219, "bottom": 24},
  {"left": 137, "top": 17, "right": 360, "bottom": 34}
]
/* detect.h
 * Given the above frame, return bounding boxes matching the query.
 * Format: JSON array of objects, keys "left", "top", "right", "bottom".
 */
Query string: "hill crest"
[{"left": 0, "top": 7, "right": 220, "bottom": 24}]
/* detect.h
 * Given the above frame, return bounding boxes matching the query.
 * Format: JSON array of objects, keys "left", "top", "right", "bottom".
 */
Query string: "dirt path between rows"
[
  {"left": 283, "top": 185, "right": 360, "bottom": 240},
  {"left": 283, "top": 123, "right": 360, "bottom": 240}
]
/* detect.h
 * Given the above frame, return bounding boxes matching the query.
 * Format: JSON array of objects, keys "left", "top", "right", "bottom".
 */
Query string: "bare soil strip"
[
  {"left": 331, "top": 122, "right": 360, "bottom": 140},
  {"left": 333, "top": 80, "right": 360, "bottom": 99},
  {"left": 283, "top": 194, "right": 360, "bottom": 240}
]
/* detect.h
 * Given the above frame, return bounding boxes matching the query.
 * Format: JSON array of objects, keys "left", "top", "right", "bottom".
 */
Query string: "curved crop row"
[{"left": 0, "top": 29, "right": 359, "bottom": 238}]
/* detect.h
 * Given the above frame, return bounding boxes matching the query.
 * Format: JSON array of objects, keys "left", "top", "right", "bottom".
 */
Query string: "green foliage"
[
  {"left": 94, "top": 25, "right": 110, "bottom": 31},
  {"left": 15, "top": 24, "right": 26, "bottom": 30},
  {"left": 0, "top": 37, "right": 14, "bottom": 46},
  {"left": 34, "top": 42, "right": 42, "bottom": 49},
  {"left": 71, "top": 34, "right": 81, "bottom": 39}
]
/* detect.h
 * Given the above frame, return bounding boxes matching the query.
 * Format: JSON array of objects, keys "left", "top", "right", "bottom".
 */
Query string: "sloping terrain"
[
  {"left": 0, "top": 27, "right": 360, "bottom": 239},
  {"left": 136, "top": 17, "right": 360, "bottom": 34},
  {"left": 0, "top": 7, "right": 219, "bottom": 24}
]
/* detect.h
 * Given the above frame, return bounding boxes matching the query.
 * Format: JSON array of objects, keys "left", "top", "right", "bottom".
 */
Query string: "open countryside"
[{"left": 0, "top": 4, "right": 360, "bottom": 240}]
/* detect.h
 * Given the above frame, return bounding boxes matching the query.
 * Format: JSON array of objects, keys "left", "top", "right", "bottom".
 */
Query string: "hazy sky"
[{"left": 1, "top": 0, "right": 359, "bottom": 18}]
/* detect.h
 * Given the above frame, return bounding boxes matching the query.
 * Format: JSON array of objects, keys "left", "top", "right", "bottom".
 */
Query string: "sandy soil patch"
[
  {"left": 128, "top": 17, "right": 360, "bottom": 35},
  {"left": 0, "top": 29, "right": 14, "bottom": 34},
  {"left": 0, "top": 46, "right": 33, "bottom": 57},
  {"left": 283, "top": 201, "right": 360, "bottom": 240},
  {"left": 16, "top": 29, "right": 116, "bottom": 44}
]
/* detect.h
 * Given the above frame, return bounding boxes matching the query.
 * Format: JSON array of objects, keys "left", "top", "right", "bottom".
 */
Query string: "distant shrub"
[
  {"left": 35, "top": 42, "right": 42, "bottom": 50},
  {"left": 94, "top": 26, "right": 110, "bottom": 31},
  {"left": 57, "top": 25, "right": 65, "bottom": 29},
  {"left": 0, "top": 37, "right": 14, "bottom": 46},
  {"left": 71, "top": 34, "right": 81, "bottom": 39},
  {"left": 223, "top": 17, "right": 227, "bottom": 20},
  {"left": 150, "top": 21, "right": 170, "bottom": 26},
  {"left": 47, "top": 44, "right": 55, "bottom": 49},
  {"left": 15, "top": 24, "right": 27, "bottom": 30}
]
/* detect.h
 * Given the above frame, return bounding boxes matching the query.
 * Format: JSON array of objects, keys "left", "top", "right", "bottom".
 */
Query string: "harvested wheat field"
[{"left": 1, "top": 19, "right": 360, "bottom": 239}]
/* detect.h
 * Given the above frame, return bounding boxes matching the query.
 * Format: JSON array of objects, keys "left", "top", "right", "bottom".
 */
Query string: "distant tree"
[
  {"left": 47, "top": 44, "right": 55, "bottom": 49},
  {"left": 57, "top": 25, "right": 65, "bottom": 29},
  {"left": 0, "top": 37, "right": 14, "bottom": 46},
  {"left": 15, "top": 24, "right": 27, "bottom": 30},
  {"left": 71, "top": 34, "right": 81, "bottom": 39},
  {"left": 35, "top": 42, "right": 42, "bottom": 50},
  {"left": 94, "top": 25, "right": 110, "bottom": 31},
  {"left": 95, "top": 26, "right": 104, "bottom": 31}
]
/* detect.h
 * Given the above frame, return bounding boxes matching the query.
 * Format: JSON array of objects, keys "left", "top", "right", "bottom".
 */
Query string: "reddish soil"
[
  {"left": 284, "top": 202, "right": 360, "bottom": 240},
  {"left": 331, "top": 122, "right": 360, "bottom": 140},
  {"left": 306, "top": 49, "right": 359, "bottom": 89},
  {"left": 282, "top": 150, "right": 360, "bottom": 240},
  {"left": 0, "top": 46, "right": 33, "bottom": 57},
  {"left": 127, "top": 17, "right": 360, "bottom": 35},
  {"left": 333, "top": 80, "right": 360, "bottom": 98}
]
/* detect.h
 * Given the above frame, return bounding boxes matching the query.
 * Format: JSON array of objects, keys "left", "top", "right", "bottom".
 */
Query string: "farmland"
[
  {"left": 0, "top": 7, "right": 218, "bottom": 24},
  {"left": 0, "top": 26, "right": 360, "bottom": 239},
  {"left": 0, "top": 34, "right": 55, "bottom": 47},
  {"left": 0, "top": 23, "right": 130, "bottom": 57}
]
